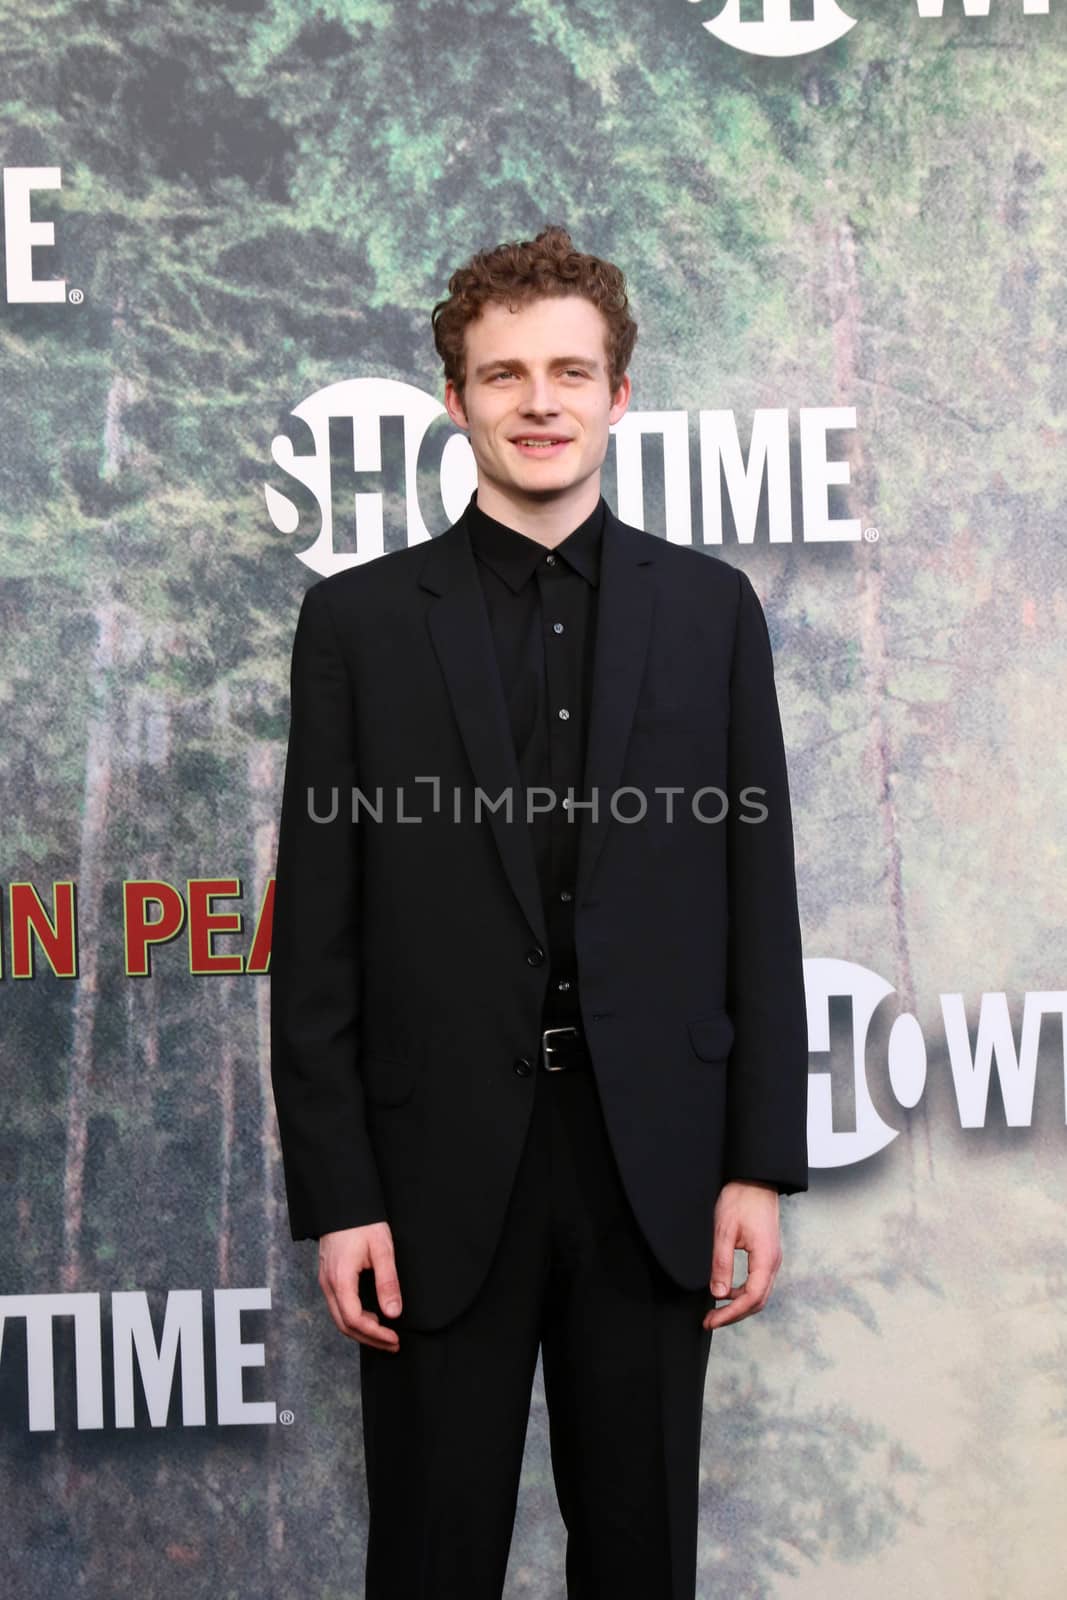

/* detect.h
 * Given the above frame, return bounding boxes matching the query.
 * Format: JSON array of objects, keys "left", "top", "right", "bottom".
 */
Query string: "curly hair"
[{"left": 431, "top": 224, "right": 637, "bottom": 404}]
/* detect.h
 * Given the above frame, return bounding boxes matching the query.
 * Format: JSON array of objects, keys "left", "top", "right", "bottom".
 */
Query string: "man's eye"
[{"left": 487, "top": 369, "right": 587, "bottom": 381}]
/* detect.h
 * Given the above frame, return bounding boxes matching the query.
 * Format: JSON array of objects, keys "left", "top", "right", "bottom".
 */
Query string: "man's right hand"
[{"left": 318, "top": 1222, "right": 403, "bottom": 1352}]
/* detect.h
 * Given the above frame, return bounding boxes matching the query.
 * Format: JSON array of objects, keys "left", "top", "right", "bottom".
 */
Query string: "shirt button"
[
  {"left": 513, "top": 1057, "right": 533, "bottom": 1077},
  {"left": 556, "top": 979, "right": 571, "bottom": 991},
  {"left": 558, "top": 708, "right": 570, "bottom": 720},
  {"left": 526, "top": 946, "right": 545, "bottom": 966},
  {"left": 559, "top": 890, "right": 572, "bottom": 902},
  {"left": 553, "top": 622, "right": 564, "bottom": 634},
  {"left": 545, "top": 554, "right": 557, "bottom": 566}
]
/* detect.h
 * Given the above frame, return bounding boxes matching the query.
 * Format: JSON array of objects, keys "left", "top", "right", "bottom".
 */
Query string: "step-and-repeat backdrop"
[{"left": 2, "top": 3, "right": 1065, "bottom": 1595}]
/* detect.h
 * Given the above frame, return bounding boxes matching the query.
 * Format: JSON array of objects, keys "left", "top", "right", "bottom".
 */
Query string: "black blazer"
[{"left": 269, "top": 500, "right": 808, "bottom": 1331}]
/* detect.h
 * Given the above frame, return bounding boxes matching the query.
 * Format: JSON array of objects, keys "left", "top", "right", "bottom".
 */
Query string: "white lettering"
[
  {"left": 3, "top": 167, "right": 65, "bottom": 304},
  {"left": 699, "top": 408, "right": 792, "bottom": 545},
  {"left": 112, "top": 1289, "right": 206, "bottom": 1428},
  {"left": 611, "top": 410, "right": 693, "bottom": 543},
  {"left": 0, "top": 1287, "right": 275, "bottom": 1431},
  {"left": 941, "top": 990, "right": 1067, "bottom": 1128},
  {"left": 700, "top": 0, "right": 858, "bottom": 59},
  {"left": 0, "top": 1293, "right": 103, "bottom": 1431},
  {"left": 214, "top": 1288, "right": 276, "bottom": 1426},
  {"left": 915, "top": 1, "right": 1048, "bottom": 16},
  {"left": 799, "top": 407, "right": 861, "bottom": 542}
]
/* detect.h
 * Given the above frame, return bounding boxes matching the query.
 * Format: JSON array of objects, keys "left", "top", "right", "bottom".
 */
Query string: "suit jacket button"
[
  {"left": 514, "top": 1057, "right": 533, "bottom": 1076},
  {"left": 525, "top": 946, "right": 545, "bottom": 965}
]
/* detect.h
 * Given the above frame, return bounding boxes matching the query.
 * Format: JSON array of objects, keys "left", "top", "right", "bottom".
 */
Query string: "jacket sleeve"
[
  {"left": 269, "top": 579, "right": 388, "bottom": 1240},
  {"left": 721, "top": 567, "right": 809, "bottom": 1196}
]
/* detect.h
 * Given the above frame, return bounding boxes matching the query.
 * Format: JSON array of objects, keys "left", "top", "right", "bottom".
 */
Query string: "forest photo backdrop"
[{"left": 2, "top": 2, "right": 1066, "bottom": 1596}]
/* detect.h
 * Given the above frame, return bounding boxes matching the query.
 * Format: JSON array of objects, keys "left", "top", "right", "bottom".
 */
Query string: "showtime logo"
[
  {"left": 0, "top": 1287, "right": 275, "bottom": 1432},
  {"left": 806, "top": 958, "right": 1067, "bottom": 1168},
  {"left": 698, "top": 0, "right": 856, "bottom": 57},
  {"left": 266, "top": 379, "right": 863, "bottom": 573},
  {"left": 696, "top": 0, "right": 1050, "bottom": 59}
]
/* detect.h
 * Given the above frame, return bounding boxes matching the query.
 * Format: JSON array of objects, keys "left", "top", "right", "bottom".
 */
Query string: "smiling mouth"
[{"left": 511, "top": 437, "right": 571, "bottom": 450}]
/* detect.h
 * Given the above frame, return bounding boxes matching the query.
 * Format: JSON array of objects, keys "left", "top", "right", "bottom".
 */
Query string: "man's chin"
[{"left": 497, "top": 461, "right": 592, "bottom": 500}]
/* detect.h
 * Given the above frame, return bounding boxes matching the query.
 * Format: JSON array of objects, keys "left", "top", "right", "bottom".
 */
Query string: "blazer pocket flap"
[
  {"left": 687, "top": 1013, "right": 735, "bottom": 1062},
  {"left": 360, "top": 1055, "right": 417, "bottom": 1107}
]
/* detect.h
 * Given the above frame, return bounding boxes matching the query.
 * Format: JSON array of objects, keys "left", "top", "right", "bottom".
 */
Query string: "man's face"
[{"left": 444, "top": 294, "right": 631, "bottom": 502}]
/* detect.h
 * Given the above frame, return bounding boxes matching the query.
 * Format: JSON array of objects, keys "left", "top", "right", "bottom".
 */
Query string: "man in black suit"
[{"left": 270, "top": 225, "right": 808, "bottom": 1599}]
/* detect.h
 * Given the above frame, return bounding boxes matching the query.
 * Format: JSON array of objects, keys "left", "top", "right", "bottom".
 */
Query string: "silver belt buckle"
[{"left": 541, "top": 1025, "right": 580, "bottom": 1071}]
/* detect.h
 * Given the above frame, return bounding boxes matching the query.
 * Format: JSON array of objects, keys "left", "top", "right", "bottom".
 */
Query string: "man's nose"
[{"left": 519, "top": 378, "right": 561, "bottom": 413}]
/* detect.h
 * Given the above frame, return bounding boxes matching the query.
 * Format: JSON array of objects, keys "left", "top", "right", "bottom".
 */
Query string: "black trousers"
[{"left": 358, "top": 1047, "right": 715, "bottom": 1599}]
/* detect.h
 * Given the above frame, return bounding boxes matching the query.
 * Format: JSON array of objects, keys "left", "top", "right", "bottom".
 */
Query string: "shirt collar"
[{"left": 465, "top": 489, "right": 604, "bottom": 592}]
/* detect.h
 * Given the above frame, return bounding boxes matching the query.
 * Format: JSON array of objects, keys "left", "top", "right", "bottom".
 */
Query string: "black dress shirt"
[{"left": 465, "top": 487, "right": 603, "bottom": 1030}]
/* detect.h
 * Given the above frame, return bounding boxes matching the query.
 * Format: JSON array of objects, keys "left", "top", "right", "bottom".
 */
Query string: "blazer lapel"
[{"left": 419, "top": 501, "right": 658, "bottom": 945}]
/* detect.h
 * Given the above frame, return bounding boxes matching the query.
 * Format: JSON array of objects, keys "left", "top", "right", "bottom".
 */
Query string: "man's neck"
[{"left": 473, "top": 477, "right": 602, "bottom": 549}]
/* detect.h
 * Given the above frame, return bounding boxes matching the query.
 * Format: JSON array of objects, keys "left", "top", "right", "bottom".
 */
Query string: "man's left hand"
[{"left": 702, "top": 1180, "right": 782, "bottom": 1331}]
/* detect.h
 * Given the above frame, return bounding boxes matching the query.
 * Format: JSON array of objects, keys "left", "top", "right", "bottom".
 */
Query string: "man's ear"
[
  {"left": 443, "top": 379, "right": 469, "bottom": 433},
  {"left": 609, "top": 372, "right": 632, "bottom": 427}
]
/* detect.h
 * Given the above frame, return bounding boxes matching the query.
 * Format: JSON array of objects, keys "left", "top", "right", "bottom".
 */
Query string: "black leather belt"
[{"left": 540, "top": 1023, "right": 589, "bottom": 1072}]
